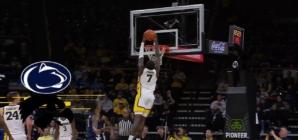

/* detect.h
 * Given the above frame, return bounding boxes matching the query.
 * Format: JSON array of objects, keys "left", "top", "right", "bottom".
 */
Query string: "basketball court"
[{"left": 130, "top": 4, "right": 205, "bottom": 63}]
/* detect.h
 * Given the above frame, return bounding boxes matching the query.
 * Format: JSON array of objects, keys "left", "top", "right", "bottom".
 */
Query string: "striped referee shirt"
[{"left": 117, "top": 118, "right": 133, "bottom": 136}]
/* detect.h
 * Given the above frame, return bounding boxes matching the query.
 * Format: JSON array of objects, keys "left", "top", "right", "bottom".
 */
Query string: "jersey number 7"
[{"left": 147, "top": 74, "right": 152, "bottom": 82}]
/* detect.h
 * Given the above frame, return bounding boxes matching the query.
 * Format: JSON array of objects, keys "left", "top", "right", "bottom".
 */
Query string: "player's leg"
[
  {"left": 129, "top": 91, "right": 146, "bottom": 140},
  {"left": 136, "top": 97, "right": 154, "bottom": 135}
]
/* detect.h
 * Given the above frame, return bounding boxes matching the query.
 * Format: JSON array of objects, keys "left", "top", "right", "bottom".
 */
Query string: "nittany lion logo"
[{"left": 21, "top": 61, "right": 71, "bottom": 94}]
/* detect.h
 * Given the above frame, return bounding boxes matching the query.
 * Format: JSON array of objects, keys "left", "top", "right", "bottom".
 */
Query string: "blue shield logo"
[{"left": 20, "top": 61, "right": 71, "bottom": 94}]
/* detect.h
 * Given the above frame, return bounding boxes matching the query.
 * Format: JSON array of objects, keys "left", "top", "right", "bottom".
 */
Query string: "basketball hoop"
[{"left": 144, "top": 45, "right": 169, "bottom": 65}]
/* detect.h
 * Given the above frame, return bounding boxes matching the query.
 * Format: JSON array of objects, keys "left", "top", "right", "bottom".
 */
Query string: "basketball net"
[{"left": 144, "top": 43, "right": 165, "bottom": 65}]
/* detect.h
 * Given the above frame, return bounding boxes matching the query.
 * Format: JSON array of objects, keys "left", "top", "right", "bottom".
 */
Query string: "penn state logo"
[{"left": 21, "top": 61, "right": 71, "bottom": 94}]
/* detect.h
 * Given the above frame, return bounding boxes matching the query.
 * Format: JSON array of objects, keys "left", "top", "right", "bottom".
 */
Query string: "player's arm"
[
  {"left": 91, "top": 116, "right": 99, "bottom": 134},
  {"left": 0, "top": 119, "right": 13, "bottom": 139},
  {"left": 153, "top": 36, "right": 160, "bottom": 77},
  {"left": 0, "top": 108, "right": 14, "bottom": 139},
  {"left": 54, "top": 123, "right": 59, "bottom": 140},
  {"left": 102, "top": 116, "right": 114, "bottom": 135},
  {"left": 0, "top": 108, "right": 3, "bottom": 116},
  {"left": 25, "top": 116, "right": 32, "bottom": 138},
  {"left": 138, "top": 36, "right": 146, "bottom": 76}
]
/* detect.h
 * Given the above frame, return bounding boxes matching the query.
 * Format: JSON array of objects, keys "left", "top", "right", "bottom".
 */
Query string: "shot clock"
[{"left": 229, "top": 25, "right": 245, "bottom": 49}]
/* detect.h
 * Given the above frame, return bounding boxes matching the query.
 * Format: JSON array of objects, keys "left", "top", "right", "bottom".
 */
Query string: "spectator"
[
  {"left": 284, "top": 84, "right": 297, "bottom": 104},
  {"left": 210, "top": 95, "right": 226, "bottom": 113},
  {"left": 260, "top": 88, "right": 269, "bottom": 99},
  {"left": 113, "top": 92, "right": 129, "bottom": 108},
  {"left": 91, "top": 78, "right": 104, "bottom": 92},
  {"left": 84, "top": 89, "right": 94, "bottom": 100},
  {"left": 258, "top": 68, "right": 272, "bottom": 82},
  {"left": 99, "top": 95, "right": 113, "bottom": 118},
  {"left": 275, "top": 96, "right": 290, "bottom": 128},
  {"left": 166, "top": 90, "right": 176, "bottom": 104},
  {"left": 129, "top": 78, "right": 137, "bottom": 91},
  {"left": 127, "top": 90, "right": 137, "bottom": 106},
  {"left": 75, "top": 42, "right": 86, "bottom": 56},
  {"left": 167, "top": 127, "right": 188, "bottom": 140},
  {"left": 49, "top": 120, "right": 56, "bottom": 138},
  {"left": 37, "top": 128, "right": 53, "bottom": 140},
  {"left": 93, "top": 71, "right": 103, "bottom": 82},
  {"left": 171, "top": 79, "right": 182, "bottom": 88},
  {"left": 260, "top": 78, "right": 272, "bottom": 93},
  {"left": 265, "top": 104, "right": 281, "bottom": 127},
  {"left": 101, "top": 53, "right": 111, "bottom": 64},
  {"left": 115, "top": 78, "right": 129, "bottom": 92},
  {"left": 283, "top": 71, "right": 294, "bottom": 86},
  {"left": 114, "top": 101, "right": 127, "bottom": 118},
  {"left": 275, "top": 96, "right": 291, "bottom": 112},
  {"left": 173, "top": 69, "right": 186, "bottom": 83},
  {"left": 265, "top": 127, "right": 290, "bottom": 140},
  {"left": 109, "top": 91, "right": 117, "bottom": 101},
  {"left": 206, "top": 106, "right": 224, "bottom": 132},
  {"left": 201, "top": 129, "right": 217, "bottom": 140},
  {"left": 66, "top": 89, "right": 79, "bottom": 102},
  {"left": 140, "top": 126, "right": 151, "bottom": 140},
  {"left": 73, "top": 66, "right": 86, "bottom": 81},
  {"left": 272, "top": 76, "right": 285, "bottom": 91},
  {"left": 182, "top": 129, "right": 191, "bottom": 140},
  {"left": 153, "top": 92, "right": 163, "bottom": 117},
  {"left": 257, "top": 98, "right": 270, "bottom": 133},
  {"left": 154, "top": 126, "right": 165, "bottom": 140},
  {"left": 78, "top": 75, "right": 90, "bottom": 92},
  {"left": 217, "top": 78, "right": 228, "bottom": 92},
  {"left": 70, "top": 101, "right": 85, "bottom": 114}
]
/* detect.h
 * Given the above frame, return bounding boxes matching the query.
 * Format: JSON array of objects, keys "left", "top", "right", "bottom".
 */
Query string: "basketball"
[{"left": 144, "top": 29, "right": 156, "bottom": 41}]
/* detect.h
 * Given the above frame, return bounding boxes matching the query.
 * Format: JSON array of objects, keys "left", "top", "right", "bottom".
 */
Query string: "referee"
[{"left": 115, "top": 109, "right": 133, "bottom": 140}]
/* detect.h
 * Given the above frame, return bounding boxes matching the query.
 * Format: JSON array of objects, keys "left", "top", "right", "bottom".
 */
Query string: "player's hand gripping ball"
[{"left": 144, "top": 29, "right": 156, "bottom": 41}]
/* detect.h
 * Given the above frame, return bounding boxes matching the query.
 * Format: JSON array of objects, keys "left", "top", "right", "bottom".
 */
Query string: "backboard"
[{"left": 130, "top": 4, "right": 205, "bottom": 56}]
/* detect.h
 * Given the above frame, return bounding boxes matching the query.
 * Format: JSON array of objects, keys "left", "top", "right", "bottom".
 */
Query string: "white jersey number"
[
  {"left": 147, "top": 74, "right": 153, "bottom": 82},
  {"left": 63, "top": 126, "right": 67, "bottom": 131},
  {"left": 5, "top": 111, "right": 19, "bottom": 120}
]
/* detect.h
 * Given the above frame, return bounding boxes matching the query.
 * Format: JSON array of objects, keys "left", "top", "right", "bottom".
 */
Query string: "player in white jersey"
[
  {"left": 128, "top": 33, "right": 160, "bottom": 140},
  {"left": 0, "top": 91, "right": 32, "bottom": 140},
  {"left": 54, "top": 117, "right": 76, "bottom": 140}
]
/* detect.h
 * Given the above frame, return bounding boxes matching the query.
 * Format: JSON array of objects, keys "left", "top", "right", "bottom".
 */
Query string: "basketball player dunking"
[
  {"left": 54, "top": 116, "right": 77, "bottom": 140},
  {"left": 0, "top": 91, "right": 32, "bottom": 140},
  {"left": 128, "top": 34, "right": 160, "bottom": 140}
]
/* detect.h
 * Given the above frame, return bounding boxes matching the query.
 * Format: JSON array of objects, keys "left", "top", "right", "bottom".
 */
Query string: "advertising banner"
[
  {"left": 208, "top": 40, "right": 229, "bottom": 55},
  {"left": 224, "top": 87, "right": 252, "bottom": 140},
  {"left": 166, "top": 47, "right": 204, "bottom": 63}
]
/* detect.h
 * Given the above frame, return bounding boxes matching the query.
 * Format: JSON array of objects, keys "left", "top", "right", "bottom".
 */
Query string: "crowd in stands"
[{"left": 206, "top": 67, "right": 298, "bottom": 134}]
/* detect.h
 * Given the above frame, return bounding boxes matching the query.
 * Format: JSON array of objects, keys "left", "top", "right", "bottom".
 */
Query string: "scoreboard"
[{"left": 229, "top": 25, "right": 245, "bottom": 49}]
